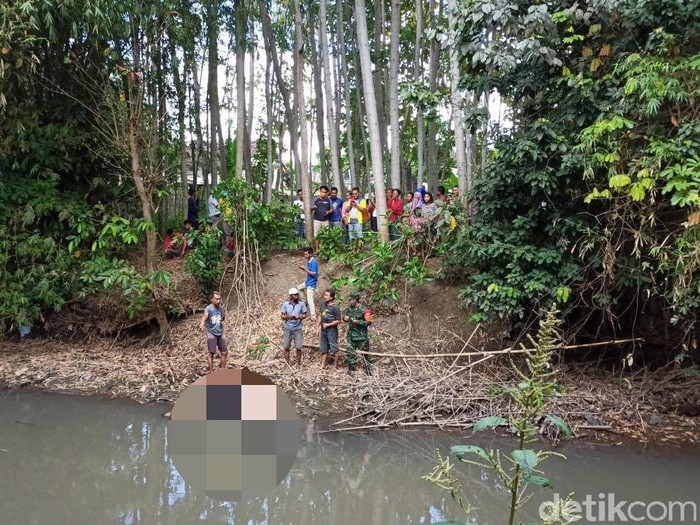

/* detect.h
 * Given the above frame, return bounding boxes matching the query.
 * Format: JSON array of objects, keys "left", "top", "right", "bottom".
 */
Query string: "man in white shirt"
[
  {"left": 293, "top": 188, "right": 305, "bottom": 237},
  {"left": 208, "top": 193, "right": 221, "bottom": 228}
]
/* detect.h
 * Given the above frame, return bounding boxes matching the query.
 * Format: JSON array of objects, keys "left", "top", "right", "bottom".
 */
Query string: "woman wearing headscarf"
[{"left": 408, "top": 191, "right": 424, "bottom": 231}]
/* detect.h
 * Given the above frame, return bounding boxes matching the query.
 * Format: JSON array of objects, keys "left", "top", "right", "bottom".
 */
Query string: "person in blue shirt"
[
  {"left": 280, "top": 287, "right": 307, "bottom": 365},
  {"left": 329, "top": 187, "right": 344, "bottom": 228},
  {"left": 297, "top": 247, "right": 319, "bottom": 321}
]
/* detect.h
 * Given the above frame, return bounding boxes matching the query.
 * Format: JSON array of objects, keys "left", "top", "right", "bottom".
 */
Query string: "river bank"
[{"left": 1, "top": 317, "right": 699, "bottom": 446}]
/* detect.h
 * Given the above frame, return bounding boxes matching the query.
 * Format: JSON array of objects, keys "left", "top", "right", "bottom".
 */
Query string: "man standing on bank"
[
  {"left": 200, "top": 291, "right": 228, "bottom": 372},
  {"left": 318, "top": 289, "right": 341, "bottom": 369},
  {"left": 342, "top": 291, "right": 373, "bottom": 375},
  {"left": 297, "top": 247, "right": 319, "bottom": 321},
  {"left": 281, "top": 287, "right": 307, "bottom": 365}
]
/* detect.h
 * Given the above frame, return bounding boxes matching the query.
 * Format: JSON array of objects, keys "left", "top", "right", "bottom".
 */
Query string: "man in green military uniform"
[{"left": 342, "top": 291, "right": 372, "bottom": 375}]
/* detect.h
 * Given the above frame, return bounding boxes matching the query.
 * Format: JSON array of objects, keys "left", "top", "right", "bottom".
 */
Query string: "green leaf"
[
  {"left": 609, "top": 174, "right": 631, "bottom": 189},
  {"left": 452, "top": 445, "right": 489, "bottom": 461},
  {"left": 473, "top": 416, "right": 508, "bottom": 433},
  {"left": 629, "top": 183, "right": 646, "bottom": 201},
  {"left": 510, "top": 449, "right": 538, "bottom": 475},
  {"left": 545, "top": 415, "right": 572, "bottom": 438},
  {"left": 522, "top": 474, "right": 552, "bottom": 488}
]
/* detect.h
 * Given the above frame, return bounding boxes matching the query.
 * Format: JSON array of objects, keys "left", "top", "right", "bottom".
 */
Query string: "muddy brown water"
[{"left": 0, "top": 391, "right": 698, "bottom": 525}]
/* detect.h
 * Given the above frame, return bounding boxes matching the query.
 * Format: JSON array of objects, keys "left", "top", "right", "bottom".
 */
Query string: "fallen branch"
[{"left": 352, "top": 338, "right": 644, "bottom": 359}]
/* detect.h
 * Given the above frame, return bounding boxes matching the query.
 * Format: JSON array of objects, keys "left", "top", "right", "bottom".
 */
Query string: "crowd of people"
[
  {"left": 163, "top": 187, "right": 235, "bottom": 259},
  {"left": 180, "top": 183, "right": 457, "bottom": 375},
  {"left": 294, "top": 184, "right": 459, "bottom": 243},
  {"left": 201, "top": 246, "right": 373, "bottom": 376}
]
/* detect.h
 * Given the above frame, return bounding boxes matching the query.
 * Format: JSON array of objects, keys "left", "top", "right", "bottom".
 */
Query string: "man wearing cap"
[
  {"left": 342, "top": 292, "right": 372, "bottom": 375},
  {"left": 281, "top": 287, "right": 307, "bottom": 365}
]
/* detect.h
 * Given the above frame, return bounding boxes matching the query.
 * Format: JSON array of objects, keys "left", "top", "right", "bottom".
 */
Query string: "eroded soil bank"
[{"left": 1, "top": 252, "right": 698, "bottom": 445}]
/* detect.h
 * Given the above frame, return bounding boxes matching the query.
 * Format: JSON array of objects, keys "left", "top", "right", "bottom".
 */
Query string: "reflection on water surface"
[{"left": 0, "top": 391, "right": 698, "bottom": 524}]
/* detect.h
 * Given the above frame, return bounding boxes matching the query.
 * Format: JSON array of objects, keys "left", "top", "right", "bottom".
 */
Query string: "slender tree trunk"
[
  {"left": 207, "top": 0, "right": 222, "bottom": 186},
  {"left": 294, "top": 0, "right": 313, "bottom": 241},
  {"left": 337, "top": 0, "right": 357, "bottom": 188},
  {"left": 355, "top": 0, "right": 389, "bottom": 241},
  {"left": 246, "top": 48, "right": 255, "bottom": 181},
  {"left": 128, "top": 24, "right": 170, "bottom": 342},
  {"left": 463, "top": 90, "right": 475, "bottom": 196},
  {"left": 260, "top": 0, "right": 302, "bottom": 181},
  {"left": 448, "top": 0, "right": 467, "bottom": 198},
  {"left": 481, "top": 90, "right": 489, "bottom": 175},
  {"left": 415, "top": 0, "right": 425, "bottom": 188},
  {"left": 265, "top": 53, "right": 275, "bottom": 202},
  {"left": 309, "top": 11, "right": 328, "bottom": 185},
  {"left": 235, "top": 0, "right": 247, "bottom": 181},
  {"left": 171, "top": 41, "right": 188, "bottom": 214},
  {"left": 320, "top": 0, "right": 342, "bottom": 192},
  {"left": 189, "top": 55, "right": 204, "bottom": 190},
  {"left": 372, "top": 0, "right": 387, "bottom": 168},
  {"left": 426, "top": 0, "right": 442, "bottom": 191},
  {"left": 388, "top": 0, "right": 401, "bottom": 189}
]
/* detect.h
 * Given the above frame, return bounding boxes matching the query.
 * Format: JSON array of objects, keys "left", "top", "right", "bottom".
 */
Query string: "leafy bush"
[
  {"left": 315, "top": 225, "right": 345, "bottom": 261},
  {"left": 185, "top": 229, "right": 225, "bottom": 300},
  {"left": 216, "top": 177, "right": 300, "bottom": 257}
]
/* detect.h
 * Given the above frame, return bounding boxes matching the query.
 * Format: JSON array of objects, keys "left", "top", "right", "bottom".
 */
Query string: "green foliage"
[
  {"left": 445, "top": 0, "right": 700, "bottom": 344},
  {"left": 314, "top": 226, "right": 345, "bottom": 262},
  {"left": 217, "top": 177, "right": 300, "bottom": 257},
  {"left": 427, "top": 306, "right": 576, "bottom": 525},
  {"left": 185, "top": 229, "right": 225, "bottom": 300}
]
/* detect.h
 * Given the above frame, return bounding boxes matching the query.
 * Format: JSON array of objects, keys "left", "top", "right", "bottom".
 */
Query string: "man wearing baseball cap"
[{"left": 280, "top": 287, "right": 307, "bottom": 365}]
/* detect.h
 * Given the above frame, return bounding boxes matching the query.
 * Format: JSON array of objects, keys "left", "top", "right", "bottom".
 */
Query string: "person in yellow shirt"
[{"left": 342, "top": 186, "right": 367, "bottom": 240}]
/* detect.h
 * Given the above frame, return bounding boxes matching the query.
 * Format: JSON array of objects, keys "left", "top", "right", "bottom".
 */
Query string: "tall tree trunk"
[
  {"left": 355, "top": 0, "right": 389, "bottom": 241},
  {"left": 235, "top": 0, "right": 247, "bottom": 181},
  {"left": 128, "top": 23, "right": 169, "bottom": 342},
  {"left": 415, "top": 0, "right": 425, "bottom": 188},
  {"left": 388, "top": 0, "right": 401, "bottom": 189},
  {"left": 245, "top": 47, "right": 255, "bottom": 181},
  {"left": 260, "top": 0, "right": 302, "bottom": 182},
  {"left": 171, "top": 41, "right": 188, "bottom": 214},
  {"left": 309, "top": 11, "right": 328, "bottom": 185},
  {"left": 426, "top": 0, "right": 442, "bottom": 191},
  {"left": 207, "top": 0, "right": 221, "bottom": 186},
  {"left": 371, "top": 0, "right": 388, "bottom": 171},
  {"left": 320, "top": 0, "right": 342, "bottom": 192},
  {"left": 481, "top": 90, "right": 488, "bottom": 175},
  {"left": 189, "top": 55, "right": 204, "bottom": 190},
  {"left": 465, "top": 118, "right": 474, "bottom": 194},
  {"left": 294, "top": 0, "right": 313, "bottom": 241},
  {"left": 265, "top": 53, "right": 275, "bottom": 202},
  {"left": 337, "top": 0, "right": 357, "bottom": 188},
  {"left": 448, "top": 0, "right": 467, "bottom": 198},
  {"left": 354, "top": 52, "right": 371, "bottom": 188}
]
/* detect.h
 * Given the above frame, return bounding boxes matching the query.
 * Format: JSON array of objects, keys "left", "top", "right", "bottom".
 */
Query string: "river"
[{"left": 0, "top": 391, "right": 698, "bottom": 524}]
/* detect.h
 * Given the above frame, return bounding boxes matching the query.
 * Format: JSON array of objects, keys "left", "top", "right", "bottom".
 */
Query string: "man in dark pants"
[
  {"left": 318, "top": 289, "right": 341, "bottom": 369},
  {"left": 342, "top": 291, "right": 372, "bottom": 375}
]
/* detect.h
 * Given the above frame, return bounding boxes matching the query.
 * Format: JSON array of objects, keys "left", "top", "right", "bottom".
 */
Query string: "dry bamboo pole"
[{"left": 350, "top": 338, "right": 643, "bottom": 359}]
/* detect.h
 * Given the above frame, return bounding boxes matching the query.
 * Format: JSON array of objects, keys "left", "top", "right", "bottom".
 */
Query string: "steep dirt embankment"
[{"left": 1, "top": 250, "right": 698, "bottom": 444}]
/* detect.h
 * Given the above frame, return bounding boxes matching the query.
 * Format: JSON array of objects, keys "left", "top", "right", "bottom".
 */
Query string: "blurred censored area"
[{"left": 168, "top": 369, "right": 300, "bottom": 502}]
